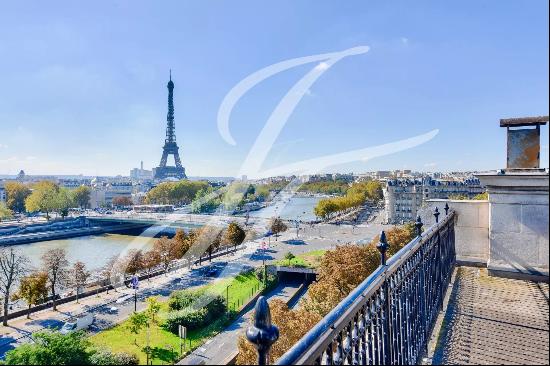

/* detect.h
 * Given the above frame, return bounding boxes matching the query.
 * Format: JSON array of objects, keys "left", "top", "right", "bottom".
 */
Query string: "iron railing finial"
[
  {"left": 444, "top": 202, "right": 450, "bottom": 215},
  {"left": 434, "top": 207, "right": 440, "bottom": 223},
  {"left": 415, "top": 216, "right": 423, "bottom": 237},
  {"left": 377, "top": 231, "right": 389, "bottom": 265},
  {"left": 247, "top": 296, "right": 279, "bottom": 365}
]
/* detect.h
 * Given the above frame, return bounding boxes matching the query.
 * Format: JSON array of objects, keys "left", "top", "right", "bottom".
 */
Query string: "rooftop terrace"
[{"left": 431, "top": 266, "right": 549, "bottom": 365}]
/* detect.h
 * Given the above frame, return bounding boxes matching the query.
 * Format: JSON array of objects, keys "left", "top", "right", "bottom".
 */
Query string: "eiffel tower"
[{"left": 154, "top": 71, "right": 187, "bottom": 180}]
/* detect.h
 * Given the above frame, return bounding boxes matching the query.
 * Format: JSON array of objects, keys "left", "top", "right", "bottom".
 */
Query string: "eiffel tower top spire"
[
  {"left": 154, "top": 71, "right": 186, "bottom": 180},
  {"left": 166, "top": 70, "right": 175, "bottom": 143}
]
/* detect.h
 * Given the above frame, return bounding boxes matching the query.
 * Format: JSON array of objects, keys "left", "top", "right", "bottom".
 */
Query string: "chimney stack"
[{"left": 500, "top": 116, "right": 548, "bottom": 170}]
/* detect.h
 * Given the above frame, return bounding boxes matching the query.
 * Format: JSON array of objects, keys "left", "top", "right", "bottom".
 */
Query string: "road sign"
[
  {"left": 179, "top": 325, "right": 187, "bottom": 339},
  {"left": 131, "top": 275, "right": 139, "bottom": 289}
]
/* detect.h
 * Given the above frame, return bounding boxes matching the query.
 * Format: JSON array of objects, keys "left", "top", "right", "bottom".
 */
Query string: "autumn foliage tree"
[
  {"left": 197, "top": 226, "right": 224, "bottom": 262},
  {"left": 73, "top": 186, "right": 91, "bottom": 209},
  {"left": 41, "top": 248, "right": 69, "bottom": 311},
  {"left": 12, "top": 272, "right": 49, "bottom": 319},
  {"left": 71, "top": 261, "right": 90, "bottom": 303},
  {"left": 152, "top": 236, "right": 178, "bottom": 273},
  {"left": 303, "top": 223, "right": 416, "bottom": 316},
  {"left": 112, "top": 196, "right": 133, "bottom": 207},
  {"left": 4, "top": 181, "right": 31, "bottom": 213},
  {"left": 236, "top": 222, "right": 417, "bottom": 361},
  {"left": 124, "top": 250, "right": 145, "bottom": 275},
  {"left": 236, "top": 299, "right": 322, "bottom": 365},
  {"left": 269, "top": 217, "right": 288, "bottom": 240},
  {"left": 173, "top": 229, "right": 191, "bottom": 259},
  {"left": 224, "top": 222, "right": 246, "bottom": 251}
]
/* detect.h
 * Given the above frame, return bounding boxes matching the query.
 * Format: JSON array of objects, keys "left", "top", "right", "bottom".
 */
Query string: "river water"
[
  {"left": 247, "top": 196, "right": 322, "bottom": 222},
  {"left": 11, "top": 196, "right": 322, "bottom": 272},
  {"left": 15, "top": 234, "right": 156, "bottom": 272}
]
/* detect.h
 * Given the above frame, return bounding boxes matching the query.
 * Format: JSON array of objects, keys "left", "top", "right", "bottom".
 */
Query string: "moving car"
[{"left": 59, "top": 313, "right": 94, "bottom": 334}]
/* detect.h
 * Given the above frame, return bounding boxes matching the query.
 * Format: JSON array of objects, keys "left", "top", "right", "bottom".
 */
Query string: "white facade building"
[
  {"left": 383, "top": 176, "right": 484, "bottom": 224},
  {"left": 0, "top": 182, "right": 6, "bottom": 204}
]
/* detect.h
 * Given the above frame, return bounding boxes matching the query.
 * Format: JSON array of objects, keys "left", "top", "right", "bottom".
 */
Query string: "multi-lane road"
[{"left": 0, "top": 210, "right": 391, "bottom": 360}]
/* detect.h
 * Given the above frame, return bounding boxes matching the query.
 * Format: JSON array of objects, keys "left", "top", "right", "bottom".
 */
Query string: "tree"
[
  {"left": 41, "top": 248, "right": 69, "bottom": 311},
  {"left": 72, "top": 261, "right": 90, "bottom": 303},
  {"left": 124, "top": 249, "right": 144, "bottom": 275},
  {"left": 173, "top": 229, "right": 191, "bottom": 259},
  {"left": 4, "top": 181, "right": 31, "bottom": 213},
  {"left": 224, "top": 222, "right": 246, "bottom": 251},
  {"left": 197, "top": 226, "right": 224, "bottom": 262},
  {"left": 269, "top": 217, "right": 288, "bottom": 240},
  {"left": 302, "top": 223, "right": 416, "bottom": 317},
  {"left": 127, "top": 311, "right": 148, "bottom": 346},
  {"left": 0, "top": 202, "right": 13, "bottom": 221},
  {"left": 284, "top": 252, "right": 296, "bottom": 266},
  {"left": 236, "top": 299, "right": 322, "bottom": 365},
  {"left": 152, "top": 237, "right": 178, "bottom": 273},
  {"left": 474, "top": 192, "right": 489, "bottom": 200},
  {"left": 448, "top": 193, "right": 469, "bottom": 200},
  {"left": 0, "top": 247, "right": 29, "bottom": 325},
  {"left": 3, "top": 330, "right": 91, "bottom": 365},
  {"left": 73, "top": 186, "right": 91, "bottom": 209},
  {"left": 141, "top": 250, "right": 160, "bottom": 280},
  {"left": 112, "top": 196, "right": 134, "bottom": 207},
  {"left": 25, "top": 181, "right": 60, "bottom": 220},
  {"left": 56, "top": 187, "right": 74, "bottom": 219},
  {"left": 146, "top": 296, "right": 161, "bottom": 325},
  {"left": 12, "top": 271, "right": 48, "bottom": 319},
  {"left": 145, "top": 180, "right": 210, "bottom": 205},
  {"left": 89, "top": 350, "right": 139, "bottom": 365}
]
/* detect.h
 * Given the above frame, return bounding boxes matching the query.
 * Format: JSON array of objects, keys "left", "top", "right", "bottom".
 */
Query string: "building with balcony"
[
  {"left": 0, "top": 182, "right": 6, "bottom": 204},
  {"left": 383, "top": 176, "right": 484, "bottom": 224},
  {"left": 242, "top": 116, "right": 549, "bottom": 366}
]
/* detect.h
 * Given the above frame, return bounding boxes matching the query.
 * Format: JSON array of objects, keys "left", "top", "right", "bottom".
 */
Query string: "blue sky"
[{"left": 0, "top": 1, "right": 548, "bottom": 177}]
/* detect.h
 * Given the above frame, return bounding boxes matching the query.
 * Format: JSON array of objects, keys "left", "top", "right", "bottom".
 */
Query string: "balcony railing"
[{"left": 247, "top": 204, "right": 456, "bottom": 365}]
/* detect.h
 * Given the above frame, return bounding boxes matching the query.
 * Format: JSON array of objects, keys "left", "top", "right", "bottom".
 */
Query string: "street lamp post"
[
  {"left": 260, "top": 241, "right": 268, "bottom": 289},
  {"left": 131, "top": 275, "right": 139, "bottom": 312},
  {"left": 226, "top": 284, "right": 231, "bottom": 313}
]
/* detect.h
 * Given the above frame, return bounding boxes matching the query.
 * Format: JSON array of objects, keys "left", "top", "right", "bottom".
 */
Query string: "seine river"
[
  {"left": 12, "top": 196, "right": 321, "bottom": 272},
  {"left": 15, "top": 234, "right": 156, "bottom": 272},
  {"left": 247, "top": 196, "right": 322, "bottom": 222}
]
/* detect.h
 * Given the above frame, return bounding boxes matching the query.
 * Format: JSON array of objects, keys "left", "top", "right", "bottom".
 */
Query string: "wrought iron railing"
[{"left": 247, "top": 204, "right": 456, "bottom": 365}]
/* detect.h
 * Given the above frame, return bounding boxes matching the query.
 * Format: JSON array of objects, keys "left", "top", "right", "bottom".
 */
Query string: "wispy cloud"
[
  {"left": 0, "top": 143, "right": 7, "bottom": 149},
  {"left": 401, "top": 37, "right": 409, "bottom": 45},
  {"left": 424, "top": 162, "right": 437, "bottom": 168}
]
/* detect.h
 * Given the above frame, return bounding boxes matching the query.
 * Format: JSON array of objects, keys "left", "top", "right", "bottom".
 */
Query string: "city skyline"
[{"left": 1, "top": 0, "right": 549, "bottom": 177}]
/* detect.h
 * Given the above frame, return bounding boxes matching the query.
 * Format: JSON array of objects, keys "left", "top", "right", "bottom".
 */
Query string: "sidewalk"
[
  {"left": 178, "top": 282, "right": 303, "bottom": 365},
  {"left": 0, "top": 242, "right": 259, "bottom": 357}
]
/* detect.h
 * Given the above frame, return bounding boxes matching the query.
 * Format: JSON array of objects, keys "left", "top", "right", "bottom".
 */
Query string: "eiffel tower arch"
[{"left": 154, "top": 71, "right": 187, "bottom": 180}]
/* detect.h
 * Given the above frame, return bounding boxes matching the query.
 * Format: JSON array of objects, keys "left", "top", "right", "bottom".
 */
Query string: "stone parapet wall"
[{"left": 427, "top": 199, "right": 489, "bottom": 265}]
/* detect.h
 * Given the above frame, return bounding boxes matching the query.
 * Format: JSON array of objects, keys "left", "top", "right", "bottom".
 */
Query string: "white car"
[
  {"left": 60, "top": 313, "right": 94, "bottom": 334},
  {"left": 115, "top": 294, "right": 132, "bottom": 304}
]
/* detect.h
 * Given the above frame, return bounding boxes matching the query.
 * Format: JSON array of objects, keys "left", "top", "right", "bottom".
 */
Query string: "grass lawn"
[
  {"left": 274, "top": 249, "right": 326, "bottom": 268},
  {"left": 89, "top": 271, "right": 262, "bottom": 365}
]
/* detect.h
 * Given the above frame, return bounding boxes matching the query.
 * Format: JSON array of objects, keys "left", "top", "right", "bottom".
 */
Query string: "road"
[{"left": 0, "top": 212, "right": 391, "bottom": 359}]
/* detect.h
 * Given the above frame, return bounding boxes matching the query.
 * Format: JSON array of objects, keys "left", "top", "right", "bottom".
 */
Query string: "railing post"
[
  {"left": 444, "top": 202, "right": 449, "bottom": 216},
  {"left": 376, "top": 231, "right": 389, "bottom": 265},
  {"left": 434, "top": 207, "right": 440, "bottom": 223},
  {"left": 415, "top": 216, "right": 423, "bottom": 237},
  {"left": 377, "top": 231, "right": 392, "bottom": 364},
  {"left": 246, "top": 296, "right": 279, "bottom": 366}
]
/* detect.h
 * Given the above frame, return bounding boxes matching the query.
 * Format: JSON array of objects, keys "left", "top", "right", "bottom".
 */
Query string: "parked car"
[
  {"left": 115, "top": 294, "right": 132, "bottom": 304},
  {"left": 59, "top": 313, "right": 94, "bottom": 334}
]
